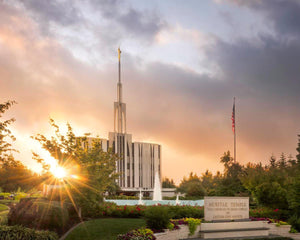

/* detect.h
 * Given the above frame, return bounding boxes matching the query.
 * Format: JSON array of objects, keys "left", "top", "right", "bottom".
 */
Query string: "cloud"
[
  {"left": 17, "top": 0, "right": 82, "bottom": 35},
  {"left": 117, "top": 8, "right": 166, "bottom": 41},
  {"left": 219, "top": 0, "right": 300, "bottom": 38},
  {"left": 1, "top": 0, "right": 300, "bottom": 182}
]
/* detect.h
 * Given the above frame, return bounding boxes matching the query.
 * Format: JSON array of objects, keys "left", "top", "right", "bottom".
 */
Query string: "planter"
[{"left": 268, "top": 223, "right": 291, "bottom": 235}]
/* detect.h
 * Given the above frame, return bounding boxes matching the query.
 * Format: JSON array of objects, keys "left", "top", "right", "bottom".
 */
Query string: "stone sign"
[{"left": 204, "top": 196, "right": 249, "bottom": 221}]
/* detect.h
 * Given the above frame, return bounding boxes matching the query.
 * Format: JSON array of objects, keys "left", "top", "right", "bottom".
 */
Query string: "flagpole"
[{"left": 234, "top": 97, "right": 236, "bottom": 162}]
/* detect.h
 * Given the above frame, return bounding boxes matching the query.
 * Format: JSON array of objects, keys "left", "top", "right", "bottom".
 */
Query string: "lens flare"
[{"left": 52, "top": 166, "right": 67, "bottom": 179}]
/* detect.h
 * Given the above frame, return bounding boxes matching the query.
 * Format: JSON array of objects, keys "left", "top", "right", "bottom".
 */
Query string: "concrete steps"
[{"left": 199, "top": 221, "right": 269, "bottom": 239}]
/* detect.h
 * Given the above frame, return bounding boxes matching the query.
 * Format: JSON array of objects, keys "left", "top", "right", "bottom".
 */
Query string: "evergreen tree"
[
  {"left": 279, "top": 153, "right": 287, "bottom": 169},
  {"left": 296, "top": 135, "right": 300, "bottom": 164},
  {"left": 162, "top": 177, "right": 176, "bottom": 188},
  {"left": 269, "top": 154, "right": 277, "bottom": 168}
]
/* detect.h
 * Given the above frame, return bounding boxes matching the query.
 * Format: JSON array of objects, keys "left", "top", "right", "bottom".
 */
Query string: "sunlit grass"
[{"left": 65, "top": 218, "right": 146, "bottom": 240}]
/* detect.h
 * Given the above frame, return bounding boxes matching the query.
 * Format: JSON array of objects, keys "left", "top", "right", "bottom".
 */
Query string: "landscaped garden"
[{"left": 1, "top": 101, "right": 300, "bottom": 239}]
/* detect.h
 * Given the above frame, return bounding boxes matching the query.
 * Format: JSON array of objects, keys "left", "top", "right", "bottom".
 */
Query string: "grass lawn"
[{"left": 65, "top": 218, "right": 146, "bottom": 240}]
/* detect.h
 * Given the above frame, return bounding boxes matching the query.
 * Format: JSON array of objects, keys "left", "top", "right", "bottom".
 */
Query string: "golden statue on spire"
[{"left": 118, "top": 47, "right": 121, "bottom": 61}]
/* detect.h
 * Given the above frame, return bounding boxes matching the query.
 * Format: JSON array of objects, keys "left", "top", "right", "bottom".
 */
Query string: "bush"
[
  {"left": 185, "top": 218, "right": 201, "bottom": 235},
  {"left": 98, "top": 202, "right": 146, "bottom": 218},
  {"left": 167, "top": 222, "right": 174, "bottom": 230},
  {"left": 117, "top": 228, "right": 156, "bottom": 240},
  {"left": 249, "top": 207, "right": 289, "bottom": 221},
  {"left": 289, "top": 214, "right": 300, "bottom": 231},
  {"left": 0, "top": 225, "right": 58, "bottom": 240},
  {"left": 96, "top": 203, "right": 204, "bottom": 220},
  {"left": 144, "top": 206, "right": 171, "bottom": 231},
  {"left": 168, "top": 205, "right": 204, "bottom": 219},
  {"left": 254, "top": 182, "right": 288, "bottom": 209},
  {"left": 7, "top": 198, "right": 72, "bottom": 234}
]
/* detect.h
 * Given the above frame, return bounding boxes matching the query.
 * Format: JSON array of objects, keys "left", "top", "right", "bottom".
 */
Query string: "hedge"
[{"left": 0, "top": 225, "right": 58, "bottom": 240}]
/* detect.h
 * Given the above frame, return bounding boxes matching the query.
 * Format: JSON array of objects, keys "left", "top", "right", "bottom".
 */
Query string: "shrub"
[
  {"left": 98, "top": 202, "right": 146, "bottom": 218},
  {"left": 290, "top": 227, "right": 298, "bottom": 233},
  {"left": 289, "top": 214, "right": 300, "bottom": 231},
  {"left": 97, "top": 204, "right": 204, "bottom": 220},
  {"left": 185, "top": 218, "right": 201, "bottom": 235},
  {"left": 254, "top": 182, "right": 288, "bottom": 209},
  {"left": 167, "top": 222, "right": 174, "bottom": 230},
  {"left": 168, "top": 205, "right": 204, "bottom": 219},
  {"left": 170, "top": 218, "right": 201, "bottom": 235},
  {"left": 144, "top": 206, "right": 171, "bottom": 230},
  {"left": 117, "top": 228, "right": 156, "bottom": 240},
  {"left": 7, "top": 198, "right": 71, "bottom": 234},
  {"left": 0, "top": 225, "right": 58, "bottom": 240}
]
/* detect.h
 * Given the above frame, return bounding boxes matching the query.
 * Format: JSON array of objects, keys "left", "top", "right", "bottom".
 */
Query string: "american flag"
[{"left": 231, "top": 98, "right": 235, "bottom": 133}]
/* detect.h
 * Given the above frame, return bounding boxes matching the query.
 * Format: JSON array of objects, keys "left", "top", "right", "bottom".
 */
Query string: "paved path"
[{"left": 59, "top": 222, "right": 84, "bottom": 240}]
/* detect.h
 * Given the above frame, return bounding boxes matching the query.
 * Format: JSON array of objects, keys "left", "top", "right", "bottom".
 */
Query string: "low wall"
[
  {"left": 155, "top": 225, "right": 201, "bottom": 240},
  {"left": 154, "top": 222, "right": 292, "bottom": 240},
  {"left": 268, "top": 223, "right": 291, "bottom": 235}
]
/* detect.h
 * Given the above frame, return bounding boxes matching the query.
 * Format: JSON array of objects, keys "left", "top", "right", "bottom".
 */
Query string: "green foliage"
[
  {"left": 95, "top": 203, "right": 204, "bottom": 220},
  {"left": 162, "top": 177, "right": 176, "bottom": 188},
  {"left": 144, "top": 206, "right": 171, "bottom": 230},
  {"left": 279, "top": 221, "right": 289, "bottom": 225},
  {"left": 0, "top": 101, "right": 42, "bottom": 192},
  {"left": 0, "top": 100, "right": 16, "bottom": 164},
  {"left": 177, "top": 172, "right": 206, "bottom": 197},
  {"left": 0, "top": 163, "right": 41, "bottom": 192},
  {"left": 32, "top": 119, "right": 119, "bottom": 216},
  {"left": 240, "top": 154, "right": 299, "bottom": 209},
  {"left": 249, "top": 207, "right": 290, "bottom": 220},
  {"left": 185, "top": 218, "right": 201, "bottom": 235},
  {"left": 289, "top": 227, "right": 298, "bottom": 233},
  {"left": 0, "top": 225, "right": 58, "bottom": 240},
  {"left": 106, "top": 195, "right": 139, "bottom": 200},
  {"left": 167, "top": 222, "right": 174, "bottom": 230},
  {"left": 296, "top": 135, "right": 300, "bottom": 164},
  {"left": 254, "top": 182, "right": 287, "bottom": 209},
  {"left": 65, "top": 218, "right": 146, "bottom": 240},
  {"left": 7, "top": 198, "right": 72, "bottom": 234},
  {"left": 289, "top": 214, "right": 300, "bottom": 232},
  {"left": 216, "top": 151, "right": 246, "bottom": 196},
  {"left": 168, "top": 205, "right": 204, "bottom": 219},
  {"left": 287, "top": 175, "right": 300, "bottom": 215},
  {"left": 117, "top": 228, "right": 156, "bottom": 240}
]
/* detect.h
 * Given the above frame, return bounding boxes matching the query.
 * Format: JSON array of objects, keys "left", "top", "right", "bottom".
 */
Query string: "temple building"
[{"left": 83, "top": 48, "right": 161, "bottom": 192}]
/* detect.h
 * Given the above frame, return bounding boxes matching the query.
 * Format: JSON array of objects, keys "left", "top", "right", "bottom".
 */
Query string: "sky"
[{"left": 1, "top": 0, "right": 300, "bottom": 184}]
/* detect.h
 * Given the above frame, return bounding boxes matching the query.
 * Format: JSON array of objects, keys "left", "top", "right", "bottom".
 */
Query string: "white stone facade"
[{"left": 79, "top": 49, "right": 161, "bottom": 191}]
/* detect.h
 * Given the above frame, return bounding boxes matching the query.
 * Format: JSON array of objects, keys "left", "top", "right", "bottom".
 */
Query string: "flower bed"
[
  {"left": 98, "top": 203, "right": 204, "bottom": 219},
  {"left": 154, "top": 218, "right": 201, "bottom": 240},
  {"left": 249, "top": 208, "right": 290, "bottom": 221}
]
